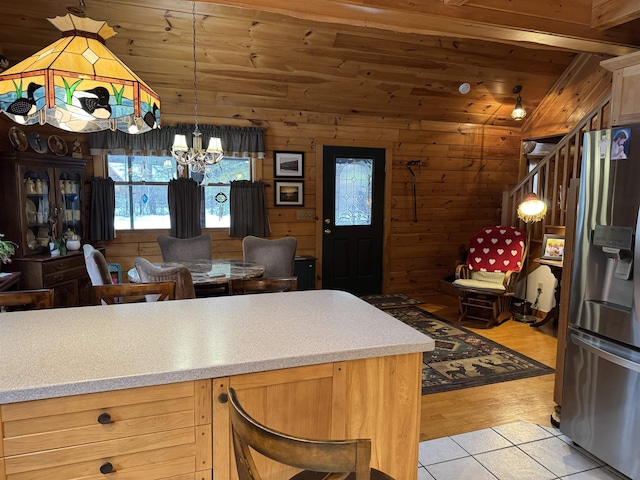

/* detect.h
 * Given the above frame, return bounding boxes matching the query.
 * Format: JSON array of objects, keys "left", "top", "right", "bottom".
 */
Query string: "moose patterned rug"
[{"left": 384, "top": 306, "right": 555, "bottom": 395}]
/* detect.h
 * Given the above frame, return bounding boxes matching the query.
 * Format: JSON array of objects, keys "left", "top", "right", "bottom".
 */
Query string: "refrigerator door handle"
[
  {"left": 634, "top": 205, "right": 640, "bottom": 312},
  {"left": 571, "top": 333, "right": 640, "bottom": 373}
]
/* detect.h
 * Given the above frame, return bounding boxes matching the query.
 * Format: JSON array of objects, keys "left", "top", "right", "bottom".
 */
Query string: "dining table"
[{"left": 127, "top": 259, "right": 265, "bottom": 291}]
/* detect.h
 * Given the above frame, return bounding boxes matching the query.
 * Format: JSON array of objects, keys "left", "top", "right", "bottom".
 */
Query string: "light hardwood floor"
[{"left": 409, "top": 291, "right": 558, "bottom": 441}]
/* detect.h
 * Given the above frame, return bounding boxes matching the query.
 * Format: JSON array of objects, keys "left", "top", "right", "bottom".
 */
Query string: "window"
[
  {"left": 108, "top": 154, "right": 251, "bottom": 230},
  {"left": 195, "top": 158, "right": 251, "bottom": 229}
]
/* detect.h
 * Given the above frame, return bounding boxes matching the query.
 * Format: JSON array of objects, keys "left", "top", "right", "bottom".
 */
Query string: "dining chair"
[
  {"left": 227, "top": 387, "right": 394, "bottom": 480},
  {"left": 93, "top": 282, "right": 176, "bottom": 305},
  {"left": 83, "top": 244, "right": 112, "bottom": 286},
  {"left": 229, "top": 276, "right": 298, "bottom": 295},
  {"left": 134, "top": 257, "right": 196, "bottom": 300},
  {"left": 0, "top": 289, "right": 55, "bottom": 311},
  {"left": 157, "top": 234, "right": 212, "bottom": 262},
  {"left": 242, "top": 236, "right": 297, "bottom": 278}
]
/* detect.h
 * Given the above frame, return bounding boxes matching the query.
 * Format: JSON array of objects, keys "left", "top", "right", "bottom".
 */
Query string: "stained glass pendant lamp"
[{"left": 0, "top": 2, "right": 160, "bottom": 134}]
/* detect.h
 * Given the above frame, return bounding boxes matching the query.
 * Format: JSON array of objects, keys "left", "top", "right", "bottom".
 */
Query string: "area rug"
[
  {"left": 360, "top": 293, "right": 422, "bottom": 308},
  {"left": 384, "top": 306, "right": 554, "bottom": 395}
]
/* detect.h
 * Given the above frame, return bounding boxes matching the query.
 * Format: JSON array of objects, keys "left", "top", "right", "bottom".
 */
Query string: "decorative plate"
[
  {"left": 28, "top": 131, "right": 48, "bottom": 154},
  {"left": 8, "top": 126, "right": 28, "bottom": 151},
  {"left": 48, "top": 135, "right": 68, "bottom": 156}
]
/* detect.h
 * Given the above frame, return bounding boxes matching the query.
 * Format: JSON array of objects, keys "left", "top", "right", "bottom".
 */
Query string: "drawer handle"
[
  {"left": 217, "top": 393, "right": 228, "bottom": 404},
  {"left": 99, "top": 462, "right": 114, "bottom": 474},
  {"left": 97, "top": 412, "right": 112, "bottom": 424},
  {"left": 53, "top": 275, "right": 64, "bottom": 282},
  {"left": 54, "top": 263, "right": 64, "bottom": 270}
]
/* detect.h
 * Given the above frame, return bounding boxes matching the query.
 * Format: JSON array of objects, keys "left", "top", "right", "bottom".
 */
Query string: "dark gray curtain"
[
  {"left": 168, "top": 178, "right": 201, "bottom": 238},
  {"left": 89, "top": 125, "right": 265, "bottom": 158},
  {"left": 89, "top": 177, "right": 116, "bottom": 241},
  {"left": 229, "top": 181, "right": 270, "bottom": 238}
]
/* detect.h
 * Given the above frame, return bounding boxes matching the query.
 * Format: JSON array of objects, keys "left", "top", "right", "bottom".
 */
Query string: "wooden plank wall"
[
  {"left": 0, "top": 53, "right": 610, "bottom": 294},
  {"left": 0, "top": 114, "right": 518, "bottom": 293}
]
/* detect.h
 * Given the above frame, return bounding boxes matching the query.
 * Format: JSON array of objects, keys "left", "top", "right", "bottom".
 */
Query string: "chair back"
[
  {"left": 242, "top": 236, "right": 297, "bottom": 278},
  {"left": 134, "top": 258, "right": 196, "bottom": 300},
  {"left": 93, "top": 282, "right": 175, "bottom": 305},
  {"left": 467, "top": 226, "right": 526, "bottom": 274},
  {"left": 83, "top": 244, "right": 112, "bottom": 286},
  {"left": 0, "top": 289, "right": 55, "bottom": 311},
  {"left": 229, "top": 276, "right": 297, "bottom": 295},
  {"left": 157, "top": 234, "right": 212, "bottom": 262},
  {"left": 227, "top": 387, "right": 376, "bottom": 480}
]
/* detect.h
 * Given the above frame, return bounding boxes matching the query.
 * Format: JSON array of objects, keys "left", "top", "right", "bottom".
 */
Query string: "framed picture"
[
  {"left": 275, "top": 181, "right": 304, "bottom": 207},
  {"left": 611, "top": 127, "right": 631, "bottom": 160},
  {"left": 274, "top": 151, "right": 304, "bottom": 178},
  {"left": 541, "top": 234, "right": 565, "bottom": 261}
]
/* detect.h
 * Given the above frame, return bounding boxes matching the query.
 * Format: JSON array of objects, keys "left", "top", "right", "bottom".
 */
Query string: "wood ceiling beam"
[
  {"left": 200, "top": 0, "right": 639, "bottom": 55},
  {"left": 591, "top": 0, "right": 640, "bottom": 29}
]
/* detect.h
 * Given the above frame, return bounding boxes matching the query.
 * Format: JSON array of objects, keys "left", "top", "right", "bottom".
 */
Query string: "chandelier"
[
  {"left": 0, "top": 0, "right": 160, "bottom": 134},
  {"left": 171, "top": 2, "right": 223, "bottom": 175}
]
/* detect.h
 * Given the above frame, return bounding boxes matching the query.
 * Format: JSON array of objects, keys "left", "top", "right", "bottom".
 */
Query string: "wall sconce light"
[{"left": 511, "top": 85, "right": 527, "bottom": 121}]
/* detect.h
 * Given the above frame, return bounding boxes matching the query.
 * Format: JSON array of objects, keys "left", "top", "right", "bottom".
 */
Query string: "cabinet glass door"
[
  {"left": 58, "top": 169, "right": 82, "bottom": 239},
  {"left": 21, "top": 166, "right": 53, "bottom": 255}
]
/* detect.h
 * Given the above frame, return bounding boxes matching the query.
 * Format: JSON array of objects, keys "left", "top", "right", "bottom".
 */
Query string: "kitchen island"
[{"left": 0, "top": 289, "right": 433, "bottom": 479}]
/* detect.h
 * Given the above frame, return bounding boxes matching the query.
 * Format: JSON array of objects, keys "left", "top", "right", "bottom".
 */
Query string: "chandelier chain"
[{"left": 192, "top": 1, "right": 198, "bottom": 131}]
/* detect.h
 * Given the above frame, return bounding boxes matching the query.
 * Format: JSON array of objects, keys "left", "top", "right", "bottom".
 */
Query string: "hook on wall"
[{"left": 406, "top": 160, "right": 423, "bottom": 223}]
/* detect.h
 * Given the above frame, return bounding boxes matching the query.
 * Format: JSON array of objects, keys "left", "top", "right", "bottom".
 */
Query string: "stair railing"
[{"left": 502, "top": 94, "right": 611, "bottom": 235}]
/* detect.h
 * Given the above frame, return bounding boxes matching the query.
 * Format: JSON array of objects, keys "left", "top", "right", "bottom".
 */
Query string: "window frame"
[{"left": 107, "top": 153, "right": 255, "bottom": 231}]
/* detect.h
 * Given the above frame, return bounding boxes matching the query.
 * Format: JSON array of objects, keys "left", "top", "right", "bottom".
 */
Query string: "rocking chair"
[{"left": 453, "top": 226, "right": 526, "bottom": 327}]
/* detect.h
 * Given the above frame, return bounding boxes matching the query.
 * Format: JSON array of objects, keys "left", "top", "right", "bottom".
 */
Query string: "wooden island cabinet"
[{"left": 0, "top": 291, "right": 433, "bottom": 479}]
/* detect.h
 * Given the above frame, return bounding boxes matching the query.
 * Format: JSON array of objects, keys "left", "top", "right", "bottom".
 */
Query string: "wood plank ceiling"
[{"left": 0, "top": 0, "right": 639, "bottom": 127}]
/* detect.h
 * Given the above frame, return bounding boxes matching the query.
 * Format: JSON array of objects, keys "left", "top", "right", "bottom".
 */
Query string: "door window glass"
[{"left": 334, "top": 157, "right": 373, "bottom": 226}]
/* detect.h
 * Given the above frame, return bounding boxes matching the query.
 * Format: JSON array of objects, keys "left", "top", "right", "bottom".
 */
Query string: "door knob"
[{"left": 324, "top": 229, "right": 332, "bottom": 234}]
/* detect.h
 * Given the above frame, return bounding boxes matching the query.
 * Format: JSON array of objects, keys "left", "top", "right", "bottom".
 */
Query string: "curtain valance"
[{"left": 89, "top": 125, "right": 265, "bottom": 158}]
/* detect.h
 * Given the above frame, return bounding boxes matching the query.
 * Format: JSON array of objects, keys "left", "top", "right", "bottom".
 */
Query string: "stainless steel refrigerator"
[{"left": 561, "top": 125, "right": 640, "bottom": 480}]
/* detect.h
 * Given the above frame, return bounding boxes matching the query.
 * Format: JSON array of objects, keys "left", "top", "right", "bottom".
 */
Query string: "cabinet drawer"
[
  {"left": 43, "top": 255, "right": 86, "bottom": 275},
  {"left": 4, "top": 425, "right": 212, "bottom": 480},
  {"left": 1, "top": 381, "right": 212, "bottom": 456},
  {"left": 44, "top": 266, "right": 87, "bottom": 286}
]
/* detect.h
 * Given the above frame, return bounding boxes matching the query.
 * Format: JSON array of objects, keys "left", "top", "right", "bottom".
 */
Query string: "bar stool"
[{"left": 228, "top": 387, "right": 395, "bottom": 479}]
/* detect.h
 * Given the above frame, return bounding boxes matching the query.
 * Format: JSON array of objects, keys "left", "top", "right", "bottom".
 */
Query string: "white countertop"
[{"left": 0, "top": 290, "right": 434, "bottom": 404}]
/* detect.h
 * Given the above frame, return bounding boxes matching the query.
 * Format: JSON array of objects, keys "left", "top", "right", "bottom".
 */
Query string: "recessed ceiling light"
[{"left": 458, "top": 83, "right": 471, "bottom": 94}]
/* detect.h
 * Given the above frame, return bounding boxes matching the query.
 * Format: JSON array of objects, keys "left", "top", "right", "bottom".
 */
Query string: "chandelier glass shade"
[
  {"left": 171, "top": 2, "right": 223, "bottom": 175},
  {"left": 517, "top": 192, "right": 547, "bottom": 223},
  {"left": 0, "top": 13, "right": 161, "bottom": 134}
]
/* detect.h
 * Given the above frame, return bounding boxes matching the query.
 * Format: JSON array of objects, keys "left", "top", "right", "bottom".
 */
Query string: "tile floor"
[{"left": 417, "top": 421, "right": 631, "bottom": 480}]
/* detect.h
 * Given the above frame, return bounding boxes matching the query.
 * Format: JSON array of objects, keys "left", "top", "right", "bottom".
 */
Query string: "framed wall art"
[
  {"left": 275, "top": 181, "right": 304, "bottom": 207},
  {"left": 274, "top": 151, "right": 304, "bottom": 178},
  {"left": 541, "top": 234, "right": 565, "bottom": 261}
]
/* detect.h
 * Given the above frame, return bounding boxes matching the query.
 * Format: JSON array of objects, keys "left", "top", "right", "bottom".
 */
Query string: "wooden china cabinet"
[{"left": 0, "top": 150, "right": 95, "bottom": 307}]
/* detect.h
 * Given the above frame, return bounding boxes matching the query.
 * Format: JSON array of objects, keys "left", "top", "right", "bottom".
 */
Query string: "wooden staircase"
[{"left": 502, "top": 93, "right": 612, "bottom": 234}]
